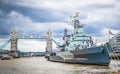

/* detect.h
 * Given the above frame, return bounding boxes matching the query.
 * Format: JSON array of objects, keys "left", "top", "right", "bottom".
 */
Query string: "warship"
[{"left": 47, "top": 13, "right": 110, "bottom": 66}]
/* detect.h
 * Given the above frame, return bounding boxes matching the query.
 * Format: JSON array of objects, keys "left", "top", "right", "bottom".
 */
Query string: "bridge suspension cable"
[
  {"left": 0, "top": 39, "right": 11, "bottom": 50},
  {"left": 52, "top": 39, "right": 59, "bottom": 46}
]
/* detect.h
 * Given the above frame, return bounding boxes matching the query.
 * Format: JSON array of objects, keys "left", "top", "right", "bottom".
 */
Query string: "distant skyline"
[{"left": 0, "top": 0, "right": 120, "bottom": 52}]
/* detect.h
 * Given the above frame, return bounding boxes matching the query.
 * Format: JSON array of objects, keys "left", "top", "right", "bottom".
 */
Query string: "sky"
[{"left": 0, "top": 0, "right": 120, "bottom": 52}]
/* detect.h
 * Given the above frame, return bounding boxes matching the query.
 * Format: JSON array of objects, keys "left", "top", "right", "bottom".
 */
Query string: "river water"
[{"left": 0, "top": 57, "right": 120, "bottom": 74}]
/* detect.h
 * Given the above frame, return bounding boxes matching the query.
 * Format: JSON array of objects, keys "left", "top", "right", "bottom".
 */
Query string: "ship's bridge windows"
[
  {"left": 73, "top": 37, "right": 90, "bottom": 41},
  {"left": 69, "top": 40, "right": 92, "bottom": 49}
]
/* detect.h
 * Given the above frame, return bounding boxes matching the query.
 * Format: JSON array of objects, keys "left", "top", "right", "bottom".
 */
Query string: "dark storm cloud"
[
  {"left": 0, "top": 12, "right": 15, "bottom": 35},
  {"left": 0, "top": 2, "right": 64, "bottom": 22},
  {"left": 84, "top": 25, "right": 103, "bottom": 37},
  {"left": 0, "top": 0, "right": 120, "bottom": 38},
  {"left": 0, "top": 3, "right": 63, "bottom": 37}
]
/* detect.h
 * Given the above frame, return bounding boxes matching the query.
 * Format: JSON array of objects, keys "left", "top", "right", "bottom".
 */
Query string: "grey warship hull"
[{"left": 48, "top": 46, "right": 110, "bottom": 66}]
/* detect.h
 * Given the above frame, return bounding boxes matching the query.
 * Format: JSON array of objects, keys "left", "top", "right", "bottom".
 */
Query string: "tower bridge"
[{"left": 0, "top": 29, "right": 52, "bottom": 58}]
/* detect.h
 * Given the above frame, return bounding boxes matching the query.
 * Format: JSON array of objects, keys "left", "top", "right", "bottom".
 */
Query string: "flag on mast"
[{"left": 109, "top": 30, "right": 114, "bottom": 35}]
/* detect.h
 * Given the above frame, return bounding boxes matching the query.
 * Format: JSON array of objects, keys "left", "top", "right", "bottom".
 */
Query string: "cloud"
[
  {"left": 2, "top": 0, "right": 117, "bottom": 9},
  {"left": 1, "top": 0, "right": 120, "bottom": 27},
  {"left": 0, "top": 10, "right": 73, "bottom": 37},
  {"left": 0, "top": 0, "right": 120, "bottom": 51}
]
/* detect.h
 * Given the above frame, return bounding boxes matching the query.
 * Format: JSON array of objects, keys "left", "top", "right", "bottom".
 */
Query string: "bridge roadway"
[{"left": 17, "top": 36, "right": 46, "bottom": 39}]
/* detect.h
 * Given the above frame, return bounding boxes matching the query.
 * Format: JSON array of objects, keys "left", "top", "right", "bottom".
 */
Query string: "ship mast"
[
  {"left": 74, "top": 12, "right": 84, "bottom": 34},
  {"left": 64, "top": 28, "right": 67, "bottom": 38}
]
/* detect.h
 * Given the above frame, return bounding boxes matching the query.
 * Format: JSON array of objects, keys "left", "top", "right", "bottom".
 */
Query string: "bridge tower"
[
  {"left": 10, "top": 28, "right": 19, "bottom": 58},
  {"left": 45, "top": 30, "right": 52, "bottom": 58}
]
